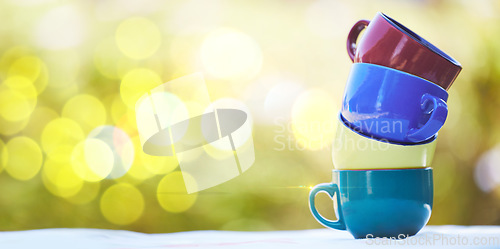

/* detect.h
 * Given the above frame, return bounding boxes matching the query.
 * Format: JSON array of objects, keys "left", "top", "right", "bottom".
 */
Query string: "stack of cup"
[{"left": 309, "top": 12, "right": 462, "bottom": 239}]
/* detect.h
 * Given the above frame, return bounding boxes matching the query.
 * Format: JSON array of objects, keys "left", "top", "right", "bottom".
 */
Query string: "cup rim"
[
  {"left": 378, "top": 12, "right": 462, "bottom": 68},
  {"left": 353, "top": 62, "right": 449, "bottom": 93},
  {"left": 339, "top": 113, "right": 438, "bottom": 146},
  {"left": 332, "top": 167, "right": 432, "bottom": 173}
]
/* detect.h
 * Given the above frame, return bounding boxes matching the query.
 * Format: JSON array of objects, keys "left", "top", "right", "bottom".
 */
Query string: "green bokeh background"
[{"left": 0, "top": 0, "right": 499, "bottom": 232}]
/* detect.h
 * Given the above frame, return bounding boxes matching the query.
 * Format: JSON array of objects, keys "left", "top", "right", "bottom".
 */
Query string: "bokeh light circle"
[
  {"left": 71, "top": 139, "right": 114, "bottom": 182},
  {"left": 120, "top": 68, "right": 162, "bottom": 109},
  {"left": 8, "top": 55, "right": 49, "bottom": 95},
  {"left": 291, "top": 89, "right": 338, "bottom": 150},
  {"left": 41, "top": 118, "right": 85, "bottom": 154},
  {"left": 8, "top": 56, "right": 41, "bottom": 81},
  {"left": 45, "top": 144, "right": 73, "bottom": 164},
  {"left": 157, "top": 171, "right": 197, "bottom": 213},
  {"left": 42, "top": 157, "right": 84, "bottom": 198},
  {"left": 4, "top": 136, "right": 43, "bottom": 181},
  {"left": 87, "top": 125, "right": 135, "bottom": 179},
  {"left": 100, "top": 183, "right": 144, "bottom": 225},
  {"left": 201, "top": 28, "right": 263, "bottom": 80},
  {"left": 115, "top": 17, "right": 161, "bottom": 60},
  {"left": 0, "top": 76, "right": 37, "bottom": 122},
  {"left": 474, "top": 146, "right": 500, "bottom": 192},
  {"left": 62, "top": 94, "right": 107, "bottom": 133}
]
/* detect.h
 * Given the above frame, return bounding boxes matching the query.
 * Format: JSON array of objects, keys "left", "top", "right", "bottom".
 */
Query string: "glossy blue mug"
[
  {"left": 341, "top": 63, "right": 448, "bottom": 143},
  {"left": 309, "top": 168, "right": 433, "bottom": 239}
]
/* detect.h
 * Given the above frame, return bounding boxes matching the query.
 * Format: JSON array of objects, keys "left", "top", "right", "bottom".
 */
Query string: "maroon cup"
[{"left": 346, "top": 12, "right": 461, "bottom": 90}]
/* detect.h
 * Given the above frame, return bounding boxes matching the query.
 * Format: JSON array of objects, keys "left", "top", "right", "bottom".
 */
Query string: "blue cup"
[
  {"left": 341, "top": 63, "right": 448, "bottom": 143},
  {"left": 309, "top": 168, "right": 433, "bottom": 239}
]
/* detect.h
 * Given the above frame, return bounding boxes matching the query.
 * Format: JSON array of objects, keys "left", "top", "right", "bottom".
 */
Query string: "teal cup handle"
[
  {"left": 309, "top": 183, "right": 346, "bottom": 230},
  {"left": 407, "top": 93, "right": 448, "bottom": 142}
]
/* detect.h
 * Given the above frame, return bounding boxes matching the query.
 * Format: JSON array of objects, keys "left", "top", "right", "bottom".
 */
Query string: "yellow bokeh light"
[
  {"left": 8, "top": 56, "right": 41, "bottom": 81},
  {"left": 1, "top": 47, "right": 48, "bottom": 91},
  {"left": 8, "top": 55, "right": 49, "bottom": 95},
  {"left": 100, "top": 183, "right": 144, "bottom": 225},
  {"left": 46, "top": 144, "right": 74, "bottom": 163},
  {"left": 157, "top": 171, "right": 197, "bottom": 213},
  {"left": 0, "top": 88, "right": 30, "bottom": 122},
  {"left": 4, "top": 136, "right": 43, "bottom": 181},
  {"left": 115, "top": 17, "right": 161, "bottom": 60},
  {"left": 3, "top": 75, "right": 38, "bottom": 99},
  {"left": 71, "top": 139, "right": 114, "bottom": 182},
  {"left": 0, "top": 46, "right": 30, "bottom": 69},
  {"left": 42, "top": 157, "right": 84, "bottom": 198},
  {"left": 291, "top": 89, "right": 338, "bottom": 150},
  {"left": 120, "top": 68, "right": 162, "bottom": 109},
  {"left": 62, "top": 94, "right": 107, "bottom": 133},
  {"left": 41, "top": 118, "right": 85, "bottom": 154},
  {"left": 0, "top": 76, "right": 37, "bottom": 122},
  {"left": 201, "top": 28, "right": 262, "bottom": 80},
  {"left": 87, "top": 125, "right": 135, "bottom": 179}
]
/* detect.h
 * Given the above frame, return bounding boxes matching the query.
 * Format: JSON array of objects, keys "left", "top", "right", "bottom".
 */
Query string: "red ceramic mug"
[{"left": 346, "top": 12, "right": 461, "bottom": 90}]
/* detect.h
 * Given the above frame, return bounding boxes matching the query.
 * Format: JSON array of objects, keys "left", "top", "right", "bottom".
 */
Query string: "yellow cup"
[{"left": 332, "top": 114, "right": 437, "bottom": 170}]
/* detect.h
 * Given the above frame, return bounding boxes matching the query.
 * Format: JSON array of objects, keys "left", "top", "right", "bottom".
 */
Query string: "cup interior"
[
  {"left": 339, "top": 113, "right": 436, "bottom": 146},
  {"left": 380, "top": 12, "right": 461, "bottom": 67}
]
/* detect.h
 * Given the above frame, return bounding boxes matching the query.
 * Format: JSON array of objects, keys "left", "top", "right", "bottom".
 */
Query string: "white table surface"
[{"left": 0, "top": 226, "right": 499, "bottom": 249}]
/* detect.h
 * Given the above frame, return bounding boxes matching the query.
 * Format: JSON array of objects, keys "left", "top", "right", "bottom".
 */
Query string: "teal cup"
[{"left": 309, "top": 168, "right": 433, "bottom": 239}]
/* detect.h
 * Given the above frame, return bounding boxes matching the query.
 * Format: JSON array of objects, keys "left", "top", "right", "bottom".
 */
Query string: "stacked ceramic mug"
[{"left": 309, "top": 13, "right": 462, "bottom": 239}]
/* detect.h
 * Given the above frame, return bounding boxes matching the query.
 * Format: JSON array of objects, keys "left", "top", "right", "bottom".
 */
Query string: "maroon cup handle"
[{"left": 346, "top": 19, "right": 370, "bottom": 62}]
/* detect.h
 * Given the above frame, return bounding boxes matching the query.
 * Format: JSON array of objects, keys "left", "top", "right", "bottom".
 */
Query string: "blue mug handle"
[
  {"left": 309, "top": 183, "right": 346, "bottom": 230},
  {"left": 407, "top": 93, "right": 448, "bottom": 142}
]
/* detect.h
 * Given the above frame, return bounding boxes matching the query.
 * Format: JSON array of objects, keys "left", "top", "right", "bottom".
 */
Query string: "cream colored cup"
[{"left": 332, "top": 114, "right": 437, "bottom": 170}]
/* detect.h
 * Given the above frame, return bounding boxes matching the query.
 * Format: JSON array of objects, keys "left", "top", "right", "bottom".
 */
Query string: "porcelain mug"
[
  {"left": 332, "top": 113, "right": 437, "bottom": 170},
  {"left": 309, "top": 168, "right": 433, "bottom": 239},
  {"left": 341, "top": 63, "right": 448, "bottom": 143},
  {"left": 347, "top": 12, "right": 461, "bottom": 90}
]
